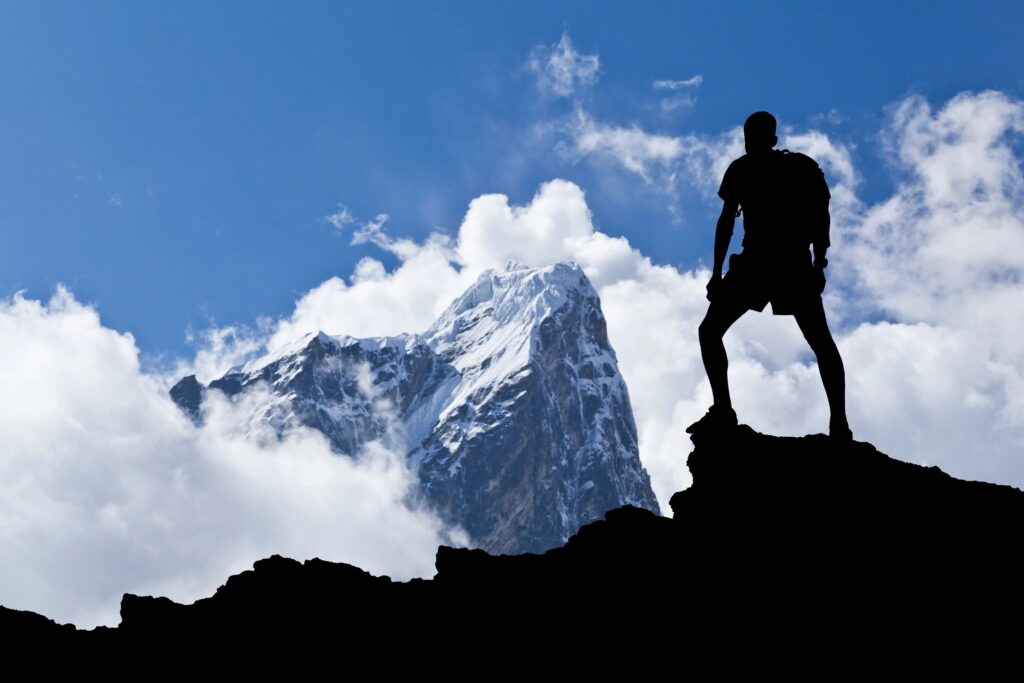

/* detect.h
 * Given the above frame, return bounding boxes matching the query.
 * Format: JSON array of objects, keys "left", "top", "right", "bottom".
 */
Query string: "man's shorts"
[{"left": 717, "top": 251, "right": 822, "bottom": 316}]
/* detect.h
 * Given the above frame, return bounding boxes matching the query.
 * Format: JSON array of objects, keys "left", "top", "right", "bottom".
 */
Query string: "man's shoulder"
[
  {"left": 778, "top": 149, "right": 829, "bottom": 189},
  {"left": 778, "top": 149, "right": 822, "bottom": 170},
  {"left": 728, "top": 150, "right": 820, "bottom": 171},
  {"left": 725, "top": 154, "right": 750, "bottom": 171},
  {"left": 720, "top": 154, "right": 750, "bottom": 183},
  {"left": 718, "top": 154, "right": 748, "bottom": 201}
]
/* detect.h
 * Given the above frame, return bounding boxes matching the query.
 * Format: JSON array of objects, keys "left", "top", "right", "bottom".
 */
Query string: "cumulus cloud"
[
  {"left": 266, "top": 242, "right": 463, "bottom": 353},
  {"left": 177, "top": 321, "right": 274, "bottom": 385},
  {"left": 0, "top": 287, "right": 462, "bottom": 628},
  {"left": 847, "top": 92, "right": 1024, "bottom": 342},
  {"left": 451, "top": 180, "right": 688, "bottom": 289},
  {"left": 527, "top": 32, "right": 600, "bottom": 97},
  {"left": 843, "top": 90, "right": 1024, "bottom": 442}
]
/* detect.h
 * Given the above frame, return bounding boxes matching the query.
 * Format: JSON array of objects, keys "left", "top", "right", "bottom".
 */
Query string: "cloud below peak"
[{"left": 0, "top": 286, "right": 460, "bottom": 628}]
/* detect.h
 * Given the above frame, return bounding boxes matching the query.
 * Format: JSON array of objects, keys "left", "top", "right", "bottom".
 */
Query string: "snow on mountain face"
[{"left": 172, "top": 261, "right": 660, "bottom": 554}]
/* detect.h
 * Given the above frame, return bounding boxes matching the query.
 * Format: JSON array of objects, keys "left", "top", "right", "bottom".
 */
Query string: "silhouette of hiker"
[{"left": 687, "top": 111, "right": 853, "bottom": 440}]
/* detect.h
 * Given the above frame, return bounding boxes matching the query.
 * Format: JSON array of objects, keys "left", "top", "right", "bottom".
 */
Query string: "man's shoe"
[{"left": 686, "top": 405, "right": 738, "bottom": 434}]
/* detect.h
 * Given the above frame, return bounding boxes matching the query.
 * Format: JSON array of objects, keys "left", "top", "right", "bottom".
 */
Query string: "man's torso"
[{"left": 718, "top": 149, "right": 825, "bottom": 264}]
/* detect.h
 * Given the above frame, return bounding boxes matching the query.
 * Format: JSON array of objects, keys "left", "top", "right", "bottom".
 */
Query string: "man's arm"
[
  {"left": 812, "top": 209, "right": 829, "bottom": 268},
  {"left": 811, "top": 201, "right": 830, "bottom": 294},
  {"left": 811, "top": 164, "right": 831, "bottom": 269},
  {"left": 712, "top": 199, "right": 738, "bottom": 278}
]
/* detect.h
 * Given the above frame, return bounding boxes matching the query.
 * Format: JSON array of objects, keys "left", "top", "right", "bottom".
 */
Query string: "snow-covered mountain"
[{"left": 171, "top": 261, "right": 660, "bottom": 554}]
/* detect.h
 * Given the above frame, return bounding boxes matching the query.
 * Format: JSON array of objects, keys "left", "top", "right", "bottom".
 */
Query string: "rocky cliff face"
[{"left": 170, "top": 261, "right": 660, "bottom": 554}]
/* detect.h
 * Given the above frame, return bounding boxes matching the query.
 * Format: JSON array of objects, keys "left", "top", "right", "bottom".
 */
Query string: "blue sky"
[{"left": 3, "top": 2, "right": 1022, "bottom": 359}]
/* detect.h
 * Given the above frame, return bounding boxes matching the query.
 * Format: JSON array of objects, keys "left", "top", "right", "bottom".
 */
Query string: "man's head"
[{"left": 744, "top": 111, "right": 777, "bottom": 154}]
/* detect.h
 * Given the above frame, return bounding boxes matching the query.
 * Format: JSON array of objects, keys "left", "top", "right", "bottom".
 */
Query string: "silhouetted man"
[{"left": 687, "top": 111, "right": 852, "bottom": 440}]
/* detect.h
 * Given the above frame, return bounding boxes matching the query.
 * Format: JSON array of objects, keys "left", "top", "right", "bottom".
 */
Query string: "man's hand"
[
  {"left": 812, "top": 258, "right": 828, "bottom": 294},
  {"left": 706, "top": 273, "right": 723, "bottom": 302}
]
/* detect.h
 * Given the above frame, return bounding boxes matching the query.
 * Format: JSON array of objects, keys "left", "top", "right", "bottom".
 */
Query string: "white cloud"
[
  {"left": 810, "top": 108, "right": 846, "bottom": 126},
  {"left": 847, "top": 91, "right": 1024, "bottom": 345},
  {"left": 177, "top": 321, "right": 273, "bottom": 385},
  {"left": 842, "top": 89, "right": 1024, "bottom": 449},
  {"left": 324, "top": 204, "right": 356, "bottom": 231},
  {"left": 652, "top": 76, "right": 703, "bottom": 113},
  {"left": 0, "top": 287, "right": 461, "bottom": 628},
  {"left": 563, "top": 110, "right": 696, "bottom": 191},
  {"left": 457, "top": 178, "right": 608, "bottom": 278},
  {"left": 266, "top": 233, "right": 463, "bottom": 352},
  {"left": 527, "top": 32, "right": 600, "bottom": 97},
  {"left": 653, "top": 76, "right": 703, "bottom": 90},
  {"left": 659, "top": 93, "right": 698, "bottom": 113}
]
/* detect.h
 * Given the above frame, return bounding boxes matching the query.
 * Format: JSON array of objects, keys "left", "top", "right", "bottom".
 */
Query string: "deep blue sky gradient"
[{"left": 2, "top": 2, "right": 1022, "bottom": 359}]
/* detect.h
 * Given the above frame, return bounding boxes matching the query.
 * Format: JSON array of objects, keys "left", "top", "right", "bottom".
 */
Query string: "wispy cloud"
[
  {"left": 350, "top": 212, "right": 392, "bottom": 247},
  {"left": 659, "top": 93, "right": 698, "bottom": 113},
  {"left": 653, "top": 75, "right": 703, "bottom": 90},
  {"left": 653, "top": 75, "right": 702, "bottom": 113},
  {"left": 564, "top": 109, "right": 695, "bottom": 188},
  {"left": 527, "top": 32, "right": 600, "bottom": 97},
  {"left": 809, "top": 108, "right": 846, "bottom": 126},
  {"left": 324, "top": 204, "right": 357, "bottom": 231}
]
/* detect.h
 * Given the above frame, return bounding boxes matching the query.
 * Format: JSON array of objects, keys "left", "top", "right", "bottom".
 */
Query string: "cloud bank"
[{"left": 0, "top": 288, "right": 461, "bottom": 628}]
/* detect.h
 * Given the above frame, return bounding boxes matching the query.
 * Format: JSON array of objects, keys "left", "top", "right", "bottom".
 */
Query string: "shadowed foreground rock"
[{"left": 5, "top": 426, "right": 1023, "bottom": 663}]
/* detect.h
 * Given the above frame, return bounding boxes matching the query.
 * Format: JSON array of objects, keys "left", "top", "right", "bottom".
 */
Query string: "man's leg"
[
  {"left": 793, "top": 298, "right": 850, "bottom": 435},
  {"left": 698, "top": 297, "right": 748, "bottom": 412}
]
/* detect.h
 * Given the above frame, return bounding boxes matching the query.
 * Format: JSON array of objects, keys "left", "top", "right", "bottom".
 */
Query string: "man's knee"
[
  {"left": 699, "top": 313, "right": 728, "bottom": 345},
  {"left": 700, "top": 300, "right": 746, "bottom": 345},
  {"left": 698, "top": 316, "right": 716, "bottom": 343}
]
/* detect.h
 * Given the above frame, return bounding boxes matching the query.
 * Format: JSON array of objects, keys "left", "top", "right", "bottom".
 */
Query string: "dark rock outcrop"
[
  {"left": 168, "top": 374, "right": 204, "bottom": 424},
  {"left": 5, "top": 426, "right": 1021, "bottom": 663}
]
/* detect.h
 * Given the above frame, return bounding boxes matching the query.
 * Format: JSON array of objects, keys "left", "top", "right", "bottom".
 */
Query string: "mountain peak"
[
  {"left": 426, "top": 261, "right": 591, "bottom": 347},
  {"left": 170, "top": 259, "right": 658, "bottom": 555}
]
